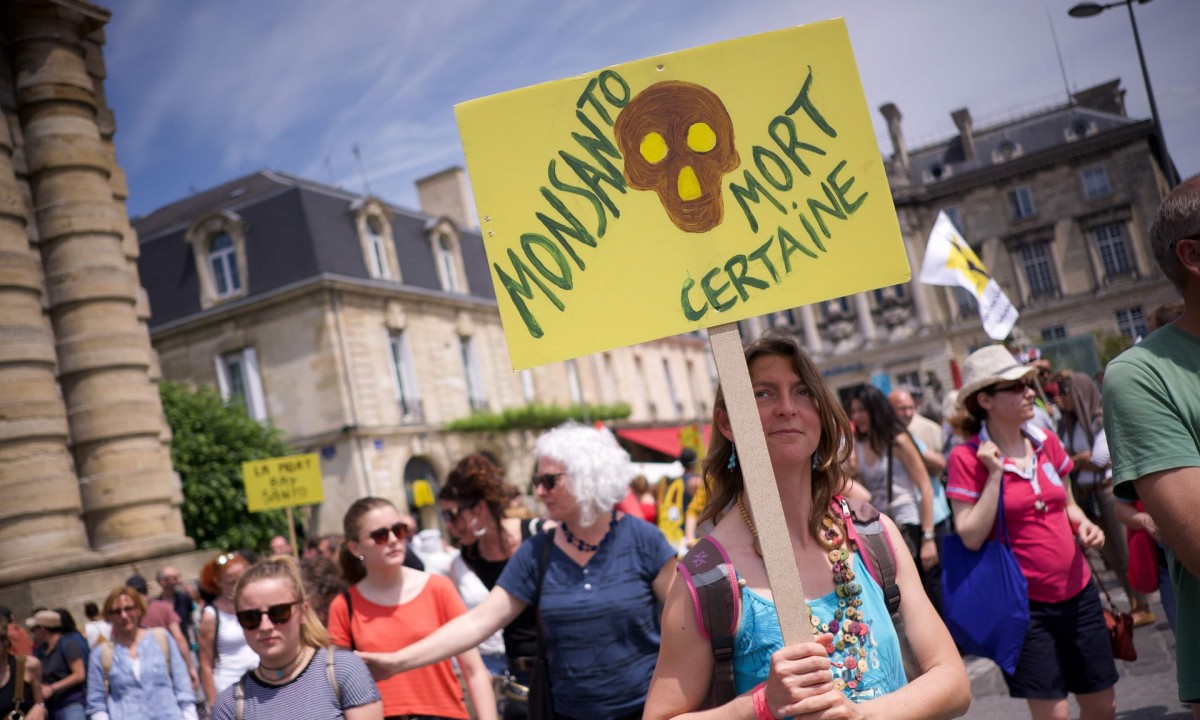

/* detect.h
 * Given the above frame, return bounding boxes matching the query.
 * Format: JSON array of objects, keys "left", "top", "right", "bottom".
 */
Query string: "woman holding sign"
[{"left": 645, "top": 331, "right": 968, "bottom": 720}]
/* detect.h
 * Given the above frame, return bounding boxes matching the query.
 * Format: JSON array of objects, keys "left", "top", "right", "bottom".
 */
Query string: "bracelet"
[{"left": 751, "top": 682, "right": 774, "bottom": 720}]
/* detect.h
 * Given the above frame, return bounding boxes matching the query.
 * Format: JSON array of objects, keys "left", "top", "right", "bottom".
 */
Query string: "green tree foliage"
[
  {"left": 160, "top": 381, "right": 292, "bottom": 551},
  {"left": 445, "top": 402, "right": 632, "bottom": 432},
  {"left": 1095, "top": 331, "right": 1133, "bottom": 368}
]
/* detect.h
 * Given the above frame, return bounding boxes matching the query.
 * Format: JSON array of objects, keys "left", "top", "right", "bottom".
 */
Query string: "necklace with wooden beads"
[
  {"left": 255, "top": 646, "right": 310, "bottom": 683},
  {"left": 561, "top": 509, "right": 618, "bottom": 552},
  {"left": 736, "top": 495, "right": 871, "bottom": 693},
  {"left": 735, "top": 495, "right": 845, "bottom": 557}
]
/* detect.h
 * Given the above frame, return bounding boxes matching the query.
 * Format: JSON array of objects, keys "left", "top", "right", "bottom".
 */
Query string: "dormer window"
[
  {"left": 353, "top": 200, "right": 400, "bottom": 281},
  {"left": 365, "top": 216, "right": 390, "bottom": 279},
  {"left": 437, "top": 234, "right": 460, "bottom": 292},
  {"left": 429, "top": 221, "right": 469, "bottom": 294},
  {"left": 209, "top": 232, "right": 241, "bottom": 297},
  {"left": 187, "top": 211, "right": 249, "bottom": 309}
]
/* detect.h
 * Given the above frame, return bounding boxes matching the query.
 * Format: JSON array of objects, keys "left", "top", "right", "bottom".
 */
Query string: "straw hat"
[{"left": 957, "top": 345, "right": 1035, "bottom": 408}]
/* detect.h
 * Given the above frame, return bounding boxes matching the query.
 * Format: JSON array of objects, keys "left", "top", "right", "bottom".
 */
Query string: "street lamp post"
[{"left": 1069, "top": 0, "right": 1178, "bottom": 187}]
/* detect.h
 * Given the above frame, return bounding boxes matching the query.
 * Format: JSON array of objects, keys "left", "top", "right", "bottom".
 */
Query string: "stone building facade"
[
  {"left": 135, "top": 168, "right": 716, "bottom": 535},
  {"left": 742, "top": 79, "right": 1176, "bottom": 411},
  {"left": 0, "top": 0, "right": 197, "bottom": 609}
]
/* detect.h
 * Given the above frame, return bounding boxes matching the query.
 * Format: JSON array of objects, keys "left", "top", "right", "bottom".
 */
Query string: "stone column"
[
  {"left": 0, "top": 43, "right": 102, "bottom": 586},
  {"left": 852, "top": 293, "right": 878, "bottom": 341},
  {"left": 8, "top": 3, "right": 192, "bottom": 563},
  {"left": 797, "top": 305, "right": 824, "bottom": 354}
]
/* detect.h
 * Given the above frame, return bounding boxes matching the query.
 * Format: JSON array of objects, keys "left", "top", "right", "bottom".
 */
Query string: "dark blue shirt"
[{"left": 498, "top": 515, "right": 675, "bottom": 719}]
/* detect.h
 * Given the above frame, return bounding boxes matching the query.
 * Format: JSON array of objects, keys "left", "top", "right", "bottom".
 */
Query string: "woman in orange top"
[{"left": 327, "top": 497, "right": 496, "bottom": 720}]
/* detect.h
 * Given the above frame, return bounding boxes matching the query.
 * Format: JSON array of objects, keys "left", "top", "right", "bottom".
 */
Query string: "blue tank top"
[{"left": 732, "top": 552, "right": 907, "bottom": 705}]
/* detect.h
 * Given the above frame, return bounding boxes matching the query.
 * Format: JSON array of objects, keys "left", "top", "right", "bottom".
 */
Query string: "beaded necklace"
[
  {"left": 561, "top": 509, "right": 619, "bottom": 552},
  {"left": 736, "top": 496, "right": 872, "bottom": 693}
]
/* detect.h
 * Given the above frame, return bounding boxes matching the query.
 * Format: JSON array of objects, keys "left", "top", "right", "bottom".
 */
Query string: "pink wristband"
[{"left": 751, "top": 682, "right": 774, "bottom": 720}]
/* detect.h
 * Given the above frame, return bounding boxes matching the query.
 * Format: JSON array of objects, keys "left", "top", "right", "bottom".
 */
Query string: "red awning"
[{"left": 616, "top": 424, "right": 711, "bottom": 459}]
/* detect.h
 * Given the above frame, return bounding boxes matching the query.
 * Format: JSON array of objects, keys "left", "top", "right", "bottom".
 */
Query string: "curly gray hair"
[{"left": 535, "top": 422, "right": 631, "bottom": 526}]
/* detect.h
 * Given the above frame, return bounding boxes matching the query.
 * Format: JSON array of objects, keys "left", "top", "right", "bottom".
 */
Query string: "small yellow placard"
[
  {"left": 241, "top": 453, "right": 323, "bottom": 512},
  {"left": 457, "top": 19, "right": 909, "bottom": 370}
]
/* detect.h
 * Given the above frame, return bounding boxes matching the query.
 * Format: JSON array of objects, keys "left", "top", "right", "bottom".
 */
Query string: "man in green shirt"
[{"left": 1104, "top": 174, "right": 1200, "bottom": 715}]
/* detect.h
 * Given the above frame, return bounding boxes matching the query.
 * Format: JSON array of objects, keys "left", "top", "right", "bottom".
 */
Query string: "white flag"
[{"left": 920, "top": 211, "right": 1018, "bottom": 340}]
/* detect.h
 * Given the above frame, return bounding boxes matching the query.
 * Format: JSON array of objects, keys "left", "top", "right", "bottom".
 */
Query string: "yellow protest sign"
[
  {"left": 457, "top": 19, "right": 909, "bottom": 369},
  {"left": 241, "top": 453, "right": 323, "bottom": 512}
]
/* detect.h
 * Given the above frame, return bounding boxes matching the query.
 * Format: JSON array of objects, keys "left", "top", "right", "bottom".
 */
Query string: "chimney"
[
  {"left": 951, "top": 108, "right": 977, "bottom": 163},
  {"left": 416, "top": 166, "right": 476, "bottom": 229},
  {"left": 879, "top": 103, "right": 908, "bottom": 172},
  {"left": 1072, "top": 79, "right": 1126, "bottom": 116}
]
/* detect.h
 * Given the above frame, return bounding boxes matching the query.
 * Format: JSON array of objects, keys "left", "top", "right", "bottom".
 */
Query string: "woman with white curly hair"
[{"left": 360, "top": 422, "right": 677, "bottom": 720}]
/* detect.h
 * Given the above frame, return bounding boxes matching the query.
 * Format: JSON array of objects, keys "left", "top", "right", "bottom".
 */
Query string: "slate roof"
[
  {"left": 901, "top": 104, "right": 1139, "bottom": 188},
  {"left": 135, "top": 170, "right": 494, "bottom": 330}
]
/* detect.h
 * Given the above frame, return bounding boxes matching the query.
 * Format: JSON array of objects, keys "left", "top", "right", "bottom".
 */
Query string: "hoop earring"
[
  {"left": 470, "top": 517, "right": 487, "bottom": 538},
  {"left": 727, "top": 445, "right": 738, "bottom": 471}
]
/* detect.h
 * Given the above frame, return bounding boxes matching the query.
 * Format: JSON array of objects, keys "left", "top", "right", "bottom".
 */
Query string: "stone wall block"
[
  {"left": 61, "top": 376, "right": 163, "bottom": 446},
  {"left": 79, "top": 462, "right": 177, "bottom": 514},
  {"left": 73, "top": 434, "right": 164, "bottom": 479},
  {"left": 34, "top": 201, "right": 125, "bottom": 247},
  {"left": 43, "top": 261, "right": 136, "bottom": 307},
  {"left": 0, "top": 249, "right": 43, "bottom": 291},
  {"left": 0, "top": 442, "right": 82, "bottom": 521}
]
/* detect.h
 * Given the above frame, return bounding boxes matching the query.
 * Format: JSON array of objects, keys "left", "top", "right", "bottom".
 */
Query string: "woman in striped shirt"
[{"left": 211, "top": 556, "right": 382, "bottom": 720}]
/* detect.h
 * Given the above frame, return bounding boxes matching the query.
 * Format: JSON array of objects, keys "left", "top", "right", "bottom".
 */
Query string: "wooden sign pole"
[
  {"left": 286, "top": 506, "right": 299, "bottom": 559},
  {"left": 707, "top": 322, "right": 813, "bottom": 646}
]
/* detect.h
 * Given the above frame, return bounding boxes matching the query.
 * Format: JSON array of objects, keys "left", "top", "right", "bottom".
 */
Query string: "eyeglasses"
[
  {"left": 107, "top": 606, "right": 138, "bottom": 617},
  {"left": 532, "top": 472, "right": 565, "bottom": 492},
  {"left": 365, "top": 522, "right": 409, "bottom": 545},
  {"left": 235, "top": 601, "right": 300, "bottom": 630},
  {"left": 987, "top": 378, "right": 1037, "bottom": 394},
  {"left": 440, "top": 501, "right": 478, "bottom": 525}
]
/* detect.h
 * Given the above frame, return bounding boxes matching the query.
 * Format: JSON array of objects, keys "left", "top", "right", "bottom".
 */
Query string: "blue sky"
[{"left": 101, "top": 0, "right": 1199, "bottom": 221}]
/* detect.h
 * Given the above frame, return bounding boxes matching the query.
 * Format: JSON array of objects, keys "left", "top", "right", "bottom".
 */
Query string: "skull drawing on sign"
[{"left": 615, "top": 81, "right": 740, "bottom": 233}]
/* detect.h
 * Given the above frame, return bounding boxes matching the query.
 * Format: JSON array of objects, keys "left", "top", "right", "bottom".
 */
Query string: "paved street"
[{"left": 962, "top": 566, "right": 1189, "bottom": 719}]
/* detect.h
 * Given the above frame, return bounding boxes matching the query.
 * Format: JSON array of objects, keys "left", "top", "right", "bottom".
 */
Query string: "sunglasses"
[
  {"left": 235, "top": 601, "right": 300, "bottom": 630},
  {"left": 107, "top": 605, "right": 138, "bottom": 617},
  {"left": 988, "top": 377, "right": 1037, "bottom": 394},
  {"left": 440, "top": 501, "right": 479, "bottom": 525},
  {"left": 532, "top": 472, "right": 565, "bottom": 492},
  {"left": 365, "top": 522, "right": 409, "bottom": 545}
]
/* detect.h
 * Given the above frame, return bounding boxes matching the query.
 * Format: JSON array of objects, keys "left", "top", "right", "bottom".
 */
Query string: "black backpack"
[{"left": 676, "top": 496, "right": 920, "bottom": 707}]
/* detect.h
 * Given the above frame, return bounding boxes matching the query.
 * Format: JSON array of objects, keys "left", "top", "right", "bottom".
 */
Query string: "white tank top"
[
  {"left": 855, "top": 441, "right": 920, "bottom": 527},
  {"left": 205, "top": 605, "right": 259, "bottom": 695}
]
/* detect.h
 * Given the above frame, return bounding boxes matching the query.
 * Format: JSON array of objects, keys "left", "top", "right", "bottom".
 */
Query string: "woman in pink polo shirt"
[{"left": 947, "top": 345, "right": 1117, "bottom": 720}]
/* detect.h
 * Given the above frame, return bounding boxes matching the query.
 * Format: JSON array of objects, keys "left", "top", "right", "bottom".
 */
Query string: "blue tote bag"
[{"left": 941, "top": 476, "right": 1029, "bottom": 674}]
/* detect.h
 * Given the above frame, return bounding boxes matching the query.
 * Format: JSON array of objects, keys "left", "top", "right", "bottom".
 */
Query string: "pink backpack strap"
[{"left": 678, "top": 535, "right": 740, "bottom": 706}]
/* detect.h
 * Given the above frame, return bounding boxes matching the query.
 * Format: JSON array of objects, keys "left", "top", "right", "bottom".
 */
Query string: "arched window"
[
  {"left": 365, "top": 216, "right": 390, "bottom": 279},
  {"left": 209, "top": 232, "right": 241, "bottom": 297},
  {"left": 437, "top": 234, "right": 461, "bottom": 292}
]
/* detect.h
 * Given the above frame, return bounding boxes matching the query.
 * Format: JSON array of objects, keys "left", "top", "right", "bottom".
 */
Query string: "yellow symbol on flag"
[
  {"left": 944, "top": 235, "right": 991, "bottom": 296},
  {"left": 657, "top": 477, "right": 685, "bottom": 546},
  {"left": 678, "top": 423, "right": 706, "bottom": 458},
  {"left": 411, "top": 480, "right": 435, "bottom": 508}
]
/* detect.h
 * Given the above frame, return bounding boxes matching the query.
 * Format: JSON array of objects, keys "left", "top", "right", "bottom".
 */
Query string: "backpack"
[
  {"left": 5, "top": 655, "right": 25, "bottom": 720},
  {"left": 234, "top": 647, "right": 342, "bottom": 720},
  {"left": 100, "top": 627, "right": 172, "bottom": 694},
  {"left": 677, "top": 495, "right": 920, "bottom": 707}
]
